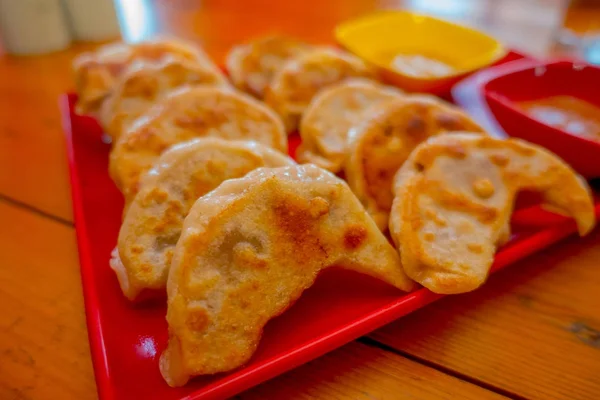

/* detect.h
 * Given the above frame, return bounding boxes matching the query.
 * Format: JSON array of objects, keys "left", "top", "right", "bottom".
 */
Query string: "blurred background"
[{"left": 0, "top": 0, "right": 598, "bottom": 62}]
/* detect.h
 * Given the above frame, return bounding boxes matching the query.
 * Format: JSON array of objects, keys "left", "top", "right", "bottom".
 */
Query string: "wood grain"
[
  {"left": 371, "top": 229, "right": 600, "bottom": 400},
  {"left": 0, "top": 200, "right": 95, "bottom": 400},
  {"left": 0, "top": 42, "right": 104, "bottom": 222},
  {"left": 239, "top": 341, "right": 507, "bottom": 400}
]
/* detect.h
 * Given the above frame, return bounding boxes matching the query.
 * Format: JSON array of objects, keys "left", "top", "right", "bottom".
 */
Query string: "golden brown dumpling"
[
  {"left": 297, "top": 79, "right": 403, "bottom": 172},
  {"left": 264, "top": 47, "right": 376, "bottom": 131},
  {"left": 226, "top": 35, "right": 310, "bottom": 98},
  {"left": 160, "top": 164, "right": 415, "bottom": 386},
  {"left": 100, "top": 55, "right": 229, "bottom": 140},
  {"left": 345, "top": 96, "right": 485, "bottom": 230},
  {"left": 110, "top": 138, "right": 295, "bottom": 301},
  {"left": 72, "top": 38, "right": 215, "bottom": 115},
  {"left": 390, "top": 133, "right": 595, "bottom": 294},
  {"left": 109, "top": 86, "right": 287, "bottom": 204}
]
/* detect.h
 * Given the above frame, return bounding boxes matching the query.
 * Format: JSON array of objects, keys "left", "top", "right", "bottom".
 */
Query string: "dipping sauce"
[
  {"left": 519, "top": 96, "right": 600, "bottom": 141},
  {"left": 390, "top": 54, "right": 456, "bottom": 78}
]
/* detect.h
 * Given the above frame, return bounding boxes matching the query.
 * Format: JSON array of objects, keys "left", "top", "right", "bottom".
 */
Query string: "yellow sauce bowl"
[{"left": 335, "top": 11, "right": 506, "bottom": 93}]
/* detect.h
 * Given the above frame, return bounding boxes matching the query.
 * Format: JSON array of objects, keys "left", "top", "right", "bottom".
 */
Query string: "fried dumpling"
[
  {"left": 100, "top": 55, "right": 229, "bottom": 140},
  {"left": 73, "top": 38, "right": 215, "bottom": 115},
  {"left": 264, "top": 47, "right": 376, "bottom": 131},
  {"left": 297, "top": 79, "right": 403, "bottom": 172},
  {"left": 160, "top": 164, "right": 415, "bottom": 386},
  {"left": 110, "top": 138, "right": 295, "bottom": 301},
  {"left": 390, "top": 133, "right": 595, "bottom": 294},
  {"left": 226, "top": 35, "right": 310, "bottom": 98},
  {"left": 345, "top": 96, "right": 485, "bottom": 230},
  {"left": 109, "top": 86, "right": 287, "bottom": 204}
]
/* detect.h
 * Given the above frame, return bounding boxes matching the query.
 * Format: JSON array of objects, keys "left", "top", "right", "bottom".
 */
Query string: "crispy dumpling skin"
[
  {"left": 226, "top": 35, "right": 310, "bottom": 98},
  {"left": 160, "top": 164, "right": 415, "bottom": 386},
  {"left": 109, "top": 86, "right": 287, "bottom": 204},
  {"left": 73, "top": 38, "right": 215, "bottom": 115},
  {"left": 297, "top": 79, "right": 403, "bottom": 172},
  {"left": 390, "top": 133, "right": 596, "bottom": 294},
  {"left": 345, "top": 96, "right": 485, "bottom": 230},
  {"left": 264, "top": 47, "right": 376, "bottom": 131},
  {"left": 100, "top": 55, "right": 229, "bottom": 140},
  {"left": 110, "top": 138, "right": 295, "bottom": 301}
]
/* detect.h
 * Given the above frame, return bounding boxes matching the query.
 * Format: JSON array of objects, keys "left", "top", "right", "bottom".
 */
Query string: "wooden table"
[{"left": 1, "top": 1, "right": 599, "bottom": 399}]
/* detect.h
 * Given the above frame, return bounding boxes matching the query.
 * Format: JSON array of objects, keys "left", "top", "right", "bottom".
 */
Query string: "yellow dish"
[{"left": 335, "top": 11, "right": 506, "bottom": 92}]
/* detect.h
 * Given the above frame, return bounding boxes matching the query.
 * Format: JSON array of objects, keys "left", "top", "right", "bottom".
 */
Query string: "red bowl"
[{"left": 483, "top": 59, "right": 600, "bottom": 178}]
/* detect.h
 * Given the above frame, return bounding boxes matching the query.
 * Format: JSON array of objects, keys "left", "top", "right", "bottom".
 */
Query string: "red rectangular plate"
[{"left": 60, "top": 60, "right": 600, "bottom": 399}]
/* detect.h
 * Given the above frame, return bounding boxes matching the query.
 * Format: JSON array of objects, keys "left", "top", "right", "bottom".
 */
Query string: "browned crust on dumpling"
[
  {"left": 111, "top": 138, "right": 295, "bottom": 301},
  {"left": 159, "top": 164, "right": 415, "bottom": 386},
  {"left": 109, "top": 86, "right": 287, "bottom": 204},
  {"left": 264, "top": 47, "right": 377, "bottom": 132},
  {"left": 344, "top": 95, "right": 485, "bottom": 230},
  {"left": 297, "top": 79, "right": 403, "bottom": 172},
  {"left": 390, "top": 133, "right": 595, "bottom": 294}
]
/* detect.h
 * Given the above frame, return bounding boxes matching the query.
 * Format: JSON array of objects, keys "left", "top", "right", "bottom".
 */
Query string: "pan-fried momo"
[
  {"left": 110, "top": 138, "right": 295, "bottom": 301},
  {"left": 297, "top": 79, "right": 403, "bottom": 172},
  {"left": 390, "top": 133, "right": 595, "bottom": 294},
  {"left": 345, "top": 96, "right": 484, "bottom": 230},
  {"left": 160, "top": 164, "right": 415, "bottom": 386},
  {"left": 265, "top": 47, "right": 376, "bottom": 131},
  {"left": 109, "top": 86, "right": 287, "bottom": 204},
  {"left": 100, "top": 55, "right": 229, "bottom": 140},
  {"left": 73, "top": 38, "right": 215, "bottom": 115},
  {"left": 226, "top": 35, "right": 310, "bottom": 98}
]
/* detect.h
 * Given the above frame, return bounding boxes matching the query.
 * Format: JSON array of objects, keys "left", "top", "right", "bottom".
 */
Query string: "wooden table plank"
[
  {"left": 239, "top": 341, "right": 507, "bottom": 400},
  {"left": 370, "top": 229, "right": 600, "bottom": 400},
  {"left": 0, "top": 42, "right": 104, "bottom": 223},
  {"left": 0, "top": 201, "right": 95, "bottom": 400}
]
